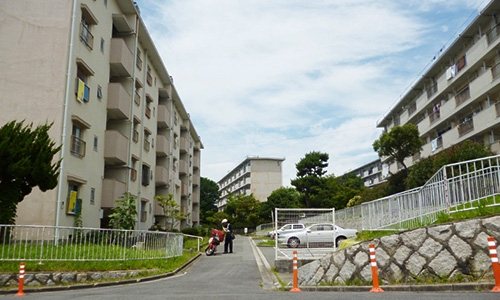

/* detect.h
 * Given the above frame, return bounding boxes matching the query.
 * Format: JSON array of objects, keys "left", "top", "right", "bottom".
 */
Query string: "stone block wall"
[{"left": 298, "top": 215, "right": 500, "bottom": 286}]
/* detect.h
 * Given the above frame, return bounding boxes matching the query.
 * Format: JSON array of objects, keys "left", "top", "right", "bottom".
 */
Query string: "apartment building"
[
  {"left": 0, "top": 0, "right": 202, "bottom": 230},
  {"left": 217, "top": 157, "right": 285, "bottom": 211},
  {"left": 344, "top": 159, "right": 386, "bottom": 188},
  {"left": 377, "top": 0, "right": 500, "bottom": 174}
]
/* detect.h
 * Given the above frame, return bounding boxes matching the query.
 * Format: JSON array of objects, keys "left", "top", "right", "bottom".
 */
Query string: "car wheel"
[
  {"left": 336, "top": 236, "right": 346, "bottom": 247},
  {"left": 287, "top": 237, "right": 300, "bottom": 248}
]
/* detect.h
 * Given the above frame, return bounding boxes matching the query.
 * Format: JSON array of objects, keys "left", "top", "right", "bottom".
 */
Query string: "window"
[
  {"left": 100, "top": 38, "right": 104, "bottom": 53},
  {"left": 144, "top": 130, "right": 151, "bottom": 151},
  {"left": 97, "top": 85, "right": 102, "bottom": 100},
  {"left": 67, "top": 183, "right": 81, "bottom": 215},
  {"left": 131, "top": 158, "right": 138, "bottom": 181},
  {"left": 71, "top": 124, "right": 86, "bottom": 158},
  {"left": 136, "top": 49, "right": 143, "bottom": 70},
  {"left": 104, "top": 0, "right": 107, "bottom": 7},
  {"left": 79, "top": 5, "right": 98, "bottom": 49},
  {"left": 142, "top": 164, "right": 151, "bottom": 186},
  {"left": 133, "top": 120, "right": 139, "bottom": 143},
  {"left": 90, "top": 187, "right": 95, "bottom": 205},
  {"left": 146, "top": 65, "right": 153, "bottom": 86},
  {"left": 76, "top": 59, "right": 94, "bottom": 103},
  {"left": 93, "top": 135, "right": 98, "bottom": 151},
  {"left": 140, "top": 201, "right": 147, "bottom": 222}
]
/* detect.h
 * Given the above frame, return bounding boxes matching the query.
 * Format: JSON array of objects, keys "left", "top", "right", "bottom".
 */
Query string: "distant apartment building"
[
  {"left": 344, "top": 159, "right": 386, "bottom": 188},
  {"left": 217, "top": 157, "right": 285, "bottom": 211},
  {"left": 0, "top": 0, "right": 202, "bottom": 230},
  {"left": 377, "top": 0, "right": 500, "bottom": 174}
]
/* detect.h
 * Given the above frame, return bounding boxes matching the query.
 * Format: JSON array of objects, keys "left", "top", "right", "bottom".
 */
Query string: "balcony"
[
  {"left": 104, "top": 130, "right": 128, "bottom": 165},
  {"left": 179, "top": 159, "right": 188, "bottom": 175},
  {"left": 157, "top": 104, "right": 171, "bottom": 128},
  {"left": 429, "top": 110, "right": 440, "bottom": 124},
  {"left": 455, "top": 86, "right": 470, "bottom": 107},
  {"left": 193, "top": 172, "right": 200, "bottom": 186},
  {"left": 112, "top": 14, "right": 133, "bottom": 33},
  {"left": 155, "top": 166, "right": 169, "bottom": 186},
  {"left": 180, "top": 137, "right": 188, "bottom": 153},
  {"left": 130, "top": 168, "right": 137, "bottom": 182},
  {"left": 134, "top": 90, "right": 141, "bottom": 106},
  {"left": 492, "top": 62, "right": 500, "bottom": 81},
  {"left": 181, "top": 183, "right": 188, "bottom": 198},
  {"left": 156, "top": 135, "right": 169, "bottom": 157},
  {"left": 110, "top": 38, "right": 133, "bottom": 77},
  {"left": 70, "top": 135, "right": 86, "bottom": 158},
  {"left": 457, "top": 117, "right": 474, "bottom": 137},
  {"left": 107, "top": 83, "right": 131, "bottom": 120},
  {"left": 426, "top": 83, "right": 438, "bottom": 99},
  {"left": 101, "top": 178, "right": 126, "bottom": 208},
  {"left": 487, "top": 22, "right": 500, "bottom": 45},
  {"left": 154, "top": 198, "right": 164, "bottom": 216},
  {"left": 79, "top": 22, "right": 93, "bottom": 49},
  {"left": 193, "top": 154, "right": 200, "bottom": 170}
]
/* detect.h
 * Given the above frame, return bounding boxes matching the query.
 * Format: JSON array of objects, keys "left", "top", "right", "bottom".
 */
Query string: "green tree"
[
  {"left": 291, "top": 151, "right": 329, "bottom": 207},
  {"left": 200, "top": 177, "right": 220, "bottom": 225},
  {"left": 156, "top": 194, "right": 189, "bottom": 231},
  {"left": 310, "top": 174, "right": 364, "bottom": 209},
  {"left": 0, "top": 121, "right": 61, "bottom": 225},
  {"left": 224, "top": 193, "right": 261, "bottom": 228},
  {"left": 259, "top": 187, "right": 302, "bottom": 222},
  {"left": 373, "top": 124, "right": 423, "bottom": 170},
  {"left": 109, "top": 193, "right": 137, "bottom": 230}
]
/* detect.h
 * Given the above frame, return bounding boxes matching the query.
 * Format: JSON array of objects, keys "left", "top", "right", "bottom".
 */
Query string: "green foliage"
[
  {"left": 386, "top": 168, "right": 409, "bottom": 195},
  {"left": 181, "top": 227, "right": 208, "bottom": 237},
  {"left": 109, "top": 193, "right": 138, "bottom": 230},
  {"left": 373, "top": 124, "right": 423, "bottom": 170},
  {"left": 358, "top": 181, "right": 389, "bottom": 203},
  {"left": 200, "top": 177, "right": 220, "bottom": 225},
  {"left": 405, "top": 140, "right": 494, "bottom": 189},
  {"left": 291, "top": 151, "right": 329, "bottom": 207},
  {"left": 258, "top": 187, "right": 302, "bottom": 222},
  {"left": 224, "top": 193, "right": 262, "bottom": 228},
  {"left": 156, "top": 194, "right": 189, "bottom": 231},
  {"left": 0, "top": 121, "right": 61, "bottom": 224}
]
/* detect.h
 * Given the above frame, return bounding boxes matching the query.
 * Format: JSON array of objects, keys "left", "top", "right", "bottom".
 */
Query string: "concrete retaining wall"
[{"left": 298, "top": 215, "right": 500, "bottom": 285}]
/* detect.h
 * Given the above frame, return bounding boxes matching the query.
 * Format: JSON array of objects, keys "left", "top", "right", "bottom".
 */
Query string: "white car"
[
  {"left": 268, "top": 223, "right": 305, "bottom": 238},
  {"left": 277, "top": 223, "right": 358, "bottom": 248}
]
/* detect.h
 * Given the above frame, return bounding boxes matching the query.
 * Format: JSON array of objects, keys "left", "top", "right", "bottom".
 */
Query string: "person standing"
[{"left": 222, "top": 219, "right": 233, "bottom": 254}]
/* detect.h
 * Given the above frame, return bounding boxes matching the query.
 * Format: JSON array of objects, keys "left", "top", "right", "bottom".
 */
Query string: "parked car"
[
  {"left": 268, "top": 223, "right": 305, "bottom": 238},
  {"left": 277, "top": 223, "right": 358, "bottom": 248}
]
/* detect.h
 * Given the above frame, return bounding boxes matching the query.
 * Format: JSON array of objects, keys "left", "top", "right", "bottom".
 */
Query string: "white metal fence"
[
  {"left": 0, "top": 225, "right": 184, "bottom": 261},
  {"left": 336, "top": 155, "right": 500, "bottom": 231},
  {"left": 274, "top": 208, "right": 335, "bottom": 259}
]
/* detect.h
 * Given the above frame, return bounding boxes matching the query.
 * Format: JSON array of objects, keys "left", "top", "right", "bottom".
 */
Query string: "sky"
[{"left": 135, "top": 0, "right": 490, "bottom": 186}]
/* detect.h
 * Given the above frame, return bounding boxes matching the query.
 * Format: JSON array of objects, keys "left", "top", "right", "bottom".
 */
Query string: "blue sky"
[{"left": 136, "top": 0, "right": 490, "bottom": 185}]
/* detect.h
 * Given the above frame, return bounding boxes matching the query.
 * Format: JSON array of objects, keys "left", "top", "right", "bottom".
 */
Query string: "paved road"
[{"left": 2, "top": 237, "right": 499, "bottom": 300}]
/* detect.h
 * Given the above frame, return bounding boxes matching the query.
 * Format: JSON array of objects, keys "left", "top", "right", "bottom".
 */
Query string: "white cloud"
[{"left": 137, "top": 0, "right": 486, "bottom": 185}]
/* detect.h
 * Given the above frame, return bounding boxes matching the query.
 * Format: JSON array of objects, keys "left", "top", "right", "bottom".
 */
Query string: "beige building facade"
[
  {"left": 0, "top": 0, "right": 202, "bottom": 230},
  {"left": 217, "top": 157, "right": 285, "bottom": 211},
  {"left": 377, "top": 0, "right": 500, "bottom": 174}
]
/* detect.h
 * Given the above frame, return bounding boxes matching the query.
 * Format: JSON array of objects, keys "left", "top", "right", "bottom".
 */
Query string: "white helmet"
[{"left": 222, "top": 219, "right": 228, "bottom": 224}]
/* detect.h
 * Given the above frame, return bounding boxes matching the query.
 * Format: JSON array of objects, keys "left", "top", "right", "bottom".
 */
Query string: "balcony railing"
[
  {"left": 492, "top": 62, "right": 500, "bottom": 81},
  {"left": 136, "top": 55, "right": 142, "bottom": 70},
  {"left": 130, "top": 168, "right": 137, "bottom": 181},
  {"left": 458, "top": 118, "right": 474, "bottom": 136},
  {"left": 487, "top": 22, "right": 500, "bottom": 45},
  {"left": 79, "top": 22, "right": 94, "bottom": 49},
  {"left": 426, "top": 83, "right": 438, "bottom": 99},
  {"left": 135, "top": 91, "right": 141, "bottom": 106},
  {"left": 408, "top": 103, "right": 417, "bottom": 116},
  {"left": 147, "top": 72, "right": 153, "bottom": 86},
  {"left": 70, "top": 135, "right": 86, "bottom": 158},
  {"left": 455, "top": 86, "right": 470, "bottom": 107},
  {"left": 496, "top": 102, "right": 500, "bottom": 117},
  {"left": 133, "top": 129, "right": 139, "bottom": 143},
  {"left": 412, "top": 152, "right": 421, "bottom": 162},
  {"left": 429, "top": 110, "right": 440, "bottom": 124}
]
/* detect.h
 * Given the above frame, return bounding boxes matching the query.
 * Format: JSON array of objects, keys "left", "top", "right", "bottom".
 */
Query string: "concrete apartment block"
[
  {"left": 217, "top": 157, "right": 285, "bottom": 211},
  {"left": 377, "top": 0, "right": 500, "bottom": 175},
  {"left": 0, "top": 0, "right": 202, "bottom": 230}
]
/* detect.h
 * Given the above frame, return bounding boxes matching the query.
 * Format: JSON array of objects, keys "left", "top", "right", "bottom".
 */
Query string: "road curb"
[
  {"left": 0, "top": 253, "right": 203, "bottom": 295},
  {"left": 248, "top": 237, "right": 280, "bottom": 290},
  {"left": 284, "top": 282, "right": 495, "bottom": 292}
]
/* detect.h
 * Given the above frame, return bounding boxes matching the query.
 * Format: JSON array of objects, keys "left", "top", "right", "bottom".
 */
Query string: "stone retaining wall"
[
  {"left": 0, "top": 270, "right": 144, "bottom": 287},
  {"left": 298, "top": 215, "right": 500, "bottom": 286}
]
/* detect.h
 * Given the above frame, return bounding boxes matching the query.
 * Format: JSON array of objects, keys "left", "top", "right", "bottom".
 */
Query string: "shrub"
[{"left": 181, "top": 227, "right": 207, "bottom": 237}]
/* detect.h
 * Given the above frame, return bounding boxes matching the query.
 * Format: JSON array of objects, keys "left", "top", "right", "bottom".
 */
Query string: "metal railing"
[
  {"left": 0, "top": 225, "right": 183, "bottom": 261},
  {"left": 336, "top": 155, "right": 500, "bottom": 231}
]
